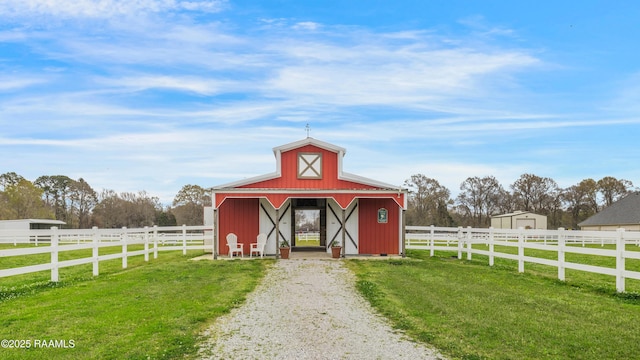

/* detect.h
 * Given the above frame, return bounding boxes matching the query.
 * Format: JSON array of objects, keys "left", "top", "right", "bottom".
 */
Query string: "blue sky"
[{"left": 2, "top": 0, "right": 639, "bottom": 204}]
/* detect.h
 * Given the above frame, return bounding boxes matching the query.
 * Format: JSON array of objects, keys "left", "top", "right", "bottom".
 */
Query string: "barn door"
[
  {"left": 259, "top": 199, "right": 291, "bottom": 254},
  {"left": 326, "top": 199, "right": 358, "bottom": 255}
]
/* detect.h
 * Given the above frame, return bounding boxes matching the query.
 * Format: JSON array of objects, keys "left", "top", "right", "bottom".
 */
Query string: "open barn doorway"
[{"left": 291, "top": 198, "right": 326, "bottom": 251}]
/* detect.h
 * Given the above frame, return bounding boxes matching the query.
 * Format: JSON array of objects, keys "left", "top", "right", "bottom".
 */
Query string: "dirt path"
[{"left": 199, "top": 259, "right": 444, "bottom": 360}]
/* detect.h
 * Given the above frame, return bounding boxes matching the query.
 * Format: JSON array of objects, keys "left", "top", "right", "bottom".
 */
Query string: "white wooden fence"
[
  {"left": 406, "top": 226, "right": 640, "bottom": 293},
  {"left": 0, "top": 225, "right": 213, "bottom": 282}
]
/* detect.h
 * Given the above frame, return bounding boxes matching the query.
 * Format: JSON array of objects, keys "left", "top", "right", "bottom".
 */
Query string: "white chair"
[
  {"left": 250, "top": 233, "right": 267, "bottom": 258},
  {"left": 226, "top": 233, "right": 243, "bottom": 258}
]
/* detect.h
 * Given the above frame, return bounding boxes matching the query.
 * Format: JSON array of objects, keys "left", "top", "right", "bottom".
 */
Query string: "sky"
[{"left": 2, "top": 0, "right": 640, "bottom": 205}]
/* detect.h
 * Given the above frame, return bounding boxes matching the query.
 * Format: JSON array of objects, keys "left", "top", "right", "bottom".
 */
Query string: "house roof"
[
  {"left": 578, "top": 192, "right": 640, "bottom": 227},
  {"left": 491, "top": 211, "right": 541, "bottom": 218}
]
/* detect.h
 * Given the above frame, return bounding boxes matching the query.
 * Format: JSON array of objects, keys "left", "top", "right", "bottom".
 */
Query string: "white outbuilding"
[
  {"left": 0, "top": 219, "right": 66, "bottom": 230},
  {"left": 490, "top": 211, "right": 547, "bottom": 230}
]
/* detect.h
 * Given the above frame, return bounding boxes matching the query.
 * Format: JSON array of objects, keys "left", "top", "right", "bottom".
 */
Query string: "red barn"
[{"left": 210, "top": 138, "right": 407, "bottom": 258}]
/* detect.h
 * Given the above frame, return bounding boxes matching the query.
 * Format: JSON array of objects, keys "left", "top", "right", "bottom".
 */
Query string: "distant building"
[
  {"left": 0, "top": 219, "right": 66, "bottom": 231},
  {"left": 579, "top": 192, "right": 640, "bottom": 231},
  {"left": 0, "top": 219, "right": 66, "bottom": 243},
  {"left": 491, "top": 211, "right": 547, "bottom": 230}
]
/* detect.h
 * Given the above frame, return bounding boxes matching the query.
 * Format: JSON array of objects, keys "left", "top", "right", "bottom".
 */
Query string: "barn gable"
[{"left": 215, "top": 137, "right": 400, "bottom": 191}]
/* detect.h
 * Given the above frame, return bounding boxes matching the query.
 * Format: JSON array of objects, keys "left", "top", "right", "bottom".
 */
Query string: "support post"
[
  {"left": 558, "top": 227, "right": 565, "bottom": 281},
  {"left": 518, "top": 227, "right": 524, "bottom": 273},
  {"left": 457, "top": 226, "right": 463, "bottom": 260},
  {"left": 122, "top": 227, "right": 128, "bottom": 269},
  {"left": 341, "top": 209, "right": 346, "bottom": 258},
  {"left": 275, "top": 208, "right": 280, "bottom": 259},
  {"left": 429, "top": 225, "right": 435, "bottom": 257},
  {"left": 466, "top": 226, "right": 472, "bottom": 260},
  {"left": 489, "top": 227, "right": 494, "bottom": 267},
  {"left": 153, "top": 225, "right": 159, "bottom": 259},
  {"left": 51, "top": 226, "right": 59, "bottom": 282},
  {"left": 213, "top": 208, "right": 218, "bottom": 259},
  {"left": 144, "top": 226, "right": 149, "bottom": 262},
  {"left": 182, "top": 224, "right": 187, "bottom": 255},
  {"left": 401, "top": 209, "right": 406, "bottom": 258},
  {"left": 92, "top": 226, "right": 99, "bottom": 276},
  {"left": 616, "top": 228, "right": 626, "bottom": 293}
]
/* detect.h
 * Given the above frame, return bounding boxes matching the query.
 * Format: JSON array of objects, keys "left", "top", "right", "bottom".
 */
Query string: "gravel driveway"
[{"left": 199, "top": 259, "right": 444, "bottom": 360}]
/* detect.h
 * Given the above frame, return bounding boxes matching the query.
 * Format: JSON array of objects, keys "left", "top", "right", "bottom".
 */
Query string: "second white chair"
[{"left": 250, "top": 233, "right": 267, "bottom": 258}]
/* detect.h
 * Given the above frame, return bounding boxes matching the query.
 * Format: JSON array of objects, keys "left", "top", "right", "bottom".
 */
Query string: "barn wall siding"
[
  {"left": 218, "top": 198, "right": 259, "bottom": 255},
  {"left": 358, "top": 198, "right": 399, "bottom": 255}
]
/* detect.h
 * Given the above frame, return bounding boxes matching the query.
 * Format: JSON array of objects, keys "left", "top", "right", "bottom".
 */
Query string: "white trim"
[
  {"left": 214, "top": 188, "right": 403, "bottom": 195},
  {"left": 273, "top": 137, "right": 346, "bottom": 155}
]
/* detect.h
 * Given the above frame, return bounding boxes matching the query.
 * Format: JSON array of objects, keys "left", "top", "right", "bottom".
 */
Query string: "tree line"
[
  {"left": 404, "top": 173, "right": 636, "bottom": 229},
  {"left": 0, "top": 172, "right": 211, "bottom": 228},
  {"left": 0, "top": 171, "right": 635, "bottom": 230}
]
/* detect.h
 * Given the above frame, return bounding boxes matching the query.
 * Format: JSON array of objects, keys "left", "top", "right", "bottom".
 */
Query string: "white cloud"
[
  {"left": 0, "top": 0, "right": 226, "bottom": 19},
  {"left": 0, "top": 76, "right": 47, "bottom": 91},
  {"left": 292, "top": 22, "right": 321, "bottom": 31},
  {"left": 95, "top": 75, "right": 228, "bottom": 95}
]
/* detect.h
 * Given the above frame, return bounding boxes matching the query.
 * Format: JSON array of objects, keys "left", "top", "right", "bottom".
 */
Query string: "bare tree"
[
  {"left": 34, "top": 175, "right": 74, "bottom": 223},
  {"left": 597, "top": 176, "right": 634, "bottom": 208},
  {"left": 562, "top": 179, "right": 599, "bottom": 229},
  {"left": 68, "top": 178, "right": 98, "bottom": 228},
  {"left": 510, "top": 173, "right": 560, "bottom": 215},
  {"left": 456, "top": 176, "right": 504, "bottom": 227},
  {"left": 93, "top": 190, "right": 161, "bottom": 228},
  {"left": 172, "top": 184, "right": 211, "bottom": 225},
  {"left": 404, "top": 174, "right": 453, "bottom": 226}
]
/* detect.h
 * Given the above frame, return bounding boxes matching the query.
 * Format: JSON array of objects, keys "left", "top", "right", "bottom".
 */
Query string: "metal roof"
[
  {"left": 0, "top": 219, "right": 66, "bottom": 225},
  {"left": 578, "top": 192, "right": 640, "bottom": 227}
]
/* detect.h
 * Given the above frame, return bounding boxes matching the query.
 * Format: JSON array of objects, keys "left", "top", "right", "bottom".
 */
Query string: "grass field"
[
  {"left": 294, "top": 233, "right": 320, "bottom": 246},
  {"left": 0, "top": 250, "right": 271, "bottom": 360},
  {"left": 4, "top": 242, "right": 640, "bottom": 359},
  {"left": 346, "top": 249, "right": 640, "bottom": 360}
]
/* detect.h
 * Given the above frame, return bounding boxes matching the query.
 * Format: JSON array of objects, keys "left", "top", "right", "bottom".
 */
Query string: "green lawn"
[
  {"left": 346, "top": 250, "right": 640, "bottom": 360},
  {"left": 0, "top": 250, "right": 271, "bottom": 360}
]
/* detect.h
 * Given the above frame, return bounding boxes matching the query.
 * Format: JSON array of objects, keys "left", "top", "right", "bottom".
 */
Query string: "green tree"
[{"left": 2, "top": 179, "right": 53, "bottom": 219}]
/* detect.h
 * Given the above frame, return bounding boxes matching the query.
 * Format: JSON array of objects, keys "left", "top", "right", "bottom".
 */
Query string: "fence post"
[
  {"left": 144, "top": 226, "right": 149, "bottom": 262},
  {"left": 489, "top": 227, "right": 494, "bottom": 267},
  {"left": 153, "top": 225, "right": 158, "bottom": 259},
  {"left": 92, "top": 226, "right": 99, "bottom": 276},
  {"left": 518, "top": 227, "right": 524, "bottom": 273},
  {"left": 51, "top": 226, "right": 59, "bottom": 282},
  {"left": 616, "top": 228, "right": 626, "bottom": 293},
  {"left": 429, "top": 225, "right": 435, "bottom": 257},
  {"left": 466, "top": 226, "right": 472, "bottom": 260},
  {"left": 122, "top": 227, "right": 128, "bottom": 269},
  {"left": 182, "top": 224, "right": 187, "bottom": 255},
  {"left": 457, "top": 227, "right": 463, "bottom": 260},
  {"left": 558, "top": 227, "right": 565, "bottom": 281}
]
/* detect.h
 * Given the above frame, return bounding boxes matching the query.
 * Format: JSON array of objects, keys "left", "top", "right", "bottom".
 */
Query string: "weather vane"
[{"left": 305, "top": 123, "right": 311, "bottom": 138}]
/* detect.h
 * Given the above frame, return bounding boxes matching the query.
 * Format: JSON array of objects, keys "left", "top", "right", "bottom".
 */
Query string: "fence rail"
[
  {"left": 406, "top": 226, "right": 640, "bottom": 293},
  {"left": 0, "top": 225, "right": 213, "bottom": 282}
]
